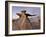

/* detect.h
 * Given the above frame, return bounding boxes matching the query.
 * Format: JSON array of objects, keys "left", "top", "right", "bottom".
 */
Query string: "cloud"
[{"left": 12, "top": 15, "right": 19, "bottom": 19}]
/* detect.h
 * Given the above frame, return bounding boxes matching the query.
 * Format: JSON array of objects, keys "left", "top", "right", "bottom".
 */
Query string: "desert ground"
[{"left": 12, "top": 16, "right": 40, "bottom": 30}]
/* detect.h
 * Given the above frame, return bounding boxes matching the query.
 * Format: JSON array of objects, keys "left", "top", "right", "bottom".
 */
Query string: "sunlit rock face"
[{"left": 12, "top": 18, "right": 32, "bottom": 30}]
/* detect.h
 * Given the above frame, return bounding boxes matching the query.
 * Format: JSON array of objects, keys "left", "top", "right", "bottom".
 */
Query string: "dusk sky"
[{"left": 12, "top": 6, "right": 40, "bottom": 19}]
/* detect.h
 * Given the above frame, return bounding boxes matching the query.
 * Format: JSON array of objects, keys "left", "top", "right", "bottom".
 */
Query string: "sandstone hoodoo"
[{"left": 12, "top": 10, "right": 35, "bottom": 30}]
